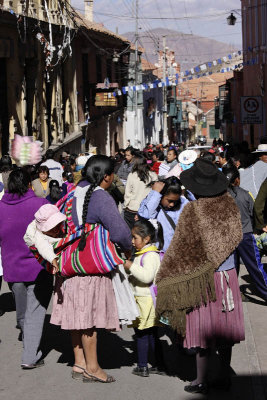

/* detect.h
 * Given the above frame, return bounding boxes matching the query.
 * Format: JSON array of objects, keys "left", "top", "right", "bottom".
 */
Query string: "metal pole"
[
  {"left": 162, "top": 36, "right": 168, "bottom": 145},
  {"left": 134, "top": 0, "right": 139, "bottom": 148}
]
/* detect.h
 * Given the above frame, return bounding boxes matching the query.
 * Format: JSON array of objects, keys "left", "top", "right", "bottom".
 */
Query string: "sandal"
[
  {"left": 83, "top": 370, "right": 116, "bottom": 383},
  {"left": 71, "top": 364, "right": 85, "bottom": 380}
]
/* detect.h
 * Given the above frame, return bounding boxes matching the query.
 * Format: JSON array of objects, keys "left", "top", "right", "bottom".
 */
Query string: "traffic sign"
[{"left": 241, "top": 96, "right": 263, "bottom": 124}]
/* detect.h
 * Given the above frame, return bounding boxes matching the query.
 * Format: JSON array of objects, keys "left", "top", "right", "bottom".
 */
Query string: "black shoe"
[
  {"left": 21, "top": 359, "right": 45, "bottom": 370},
  {"left": 148, "top": 366, "right": 167, "bottom": 376},
  {"left": 132, "top": 366, "right": 149, "bottom": 377},
  {"left": 0, "top": 309, "right": 5, "bottom": 317},
  {"left": 18, "top": 331, "right": 23, "bottom": 342},
  {"left": 184, "top": 383, "right": 208, "bottom": 394}
]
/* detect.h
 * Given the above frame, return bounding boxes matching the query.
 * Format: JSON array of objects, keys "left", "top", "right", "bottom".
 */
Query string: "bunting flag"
[{"left": 112, "top": 48, "right": 260, "bottom": 98}]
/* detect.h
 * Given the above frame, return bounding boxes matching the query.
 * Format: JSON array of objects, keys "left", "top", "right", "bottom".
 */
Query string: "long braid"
[
  {"left": 77, "top": 155, "right": 115, "bottom": 251},
  {"left": 78, "top": 182, "right": 98, "bottom": 251}
]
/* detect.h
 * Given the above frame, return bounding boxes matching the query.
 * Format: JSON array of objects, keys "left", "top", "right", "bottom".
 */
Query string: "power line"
[
  {"left": 183, "top": 0, "right": 201, "bottom": 64},
  {"left": 122, "top": 0, "right": 159, "bottom": 48},
  {"left": 168, "top": 0, "right": 190, "bottom": 61},
  {"left": 92, "top": 10, "right": 237, "bottom": 21}
]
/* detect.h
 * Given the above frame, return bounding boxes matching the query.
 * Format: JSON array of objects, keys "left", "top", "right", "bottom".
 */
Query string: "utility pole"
[
  {"left": 162, "top": 36, "right": 168, "bottom": 145},
  {"left": 134, "top": 0, "right": 139, "bottom": 148}
]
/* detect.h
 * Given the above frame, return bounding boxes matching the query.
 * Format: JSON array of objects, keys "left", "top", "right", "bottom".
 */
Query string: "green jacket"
[{"left": 254, "top": 178, "right": 267, "bottom": 231}]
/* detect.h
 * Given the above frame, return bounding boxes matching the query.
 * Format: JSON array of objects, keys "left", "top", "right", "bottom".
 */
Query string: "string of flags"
[{"left": 112, "top": 49, "right": 257, "bottom": 98}]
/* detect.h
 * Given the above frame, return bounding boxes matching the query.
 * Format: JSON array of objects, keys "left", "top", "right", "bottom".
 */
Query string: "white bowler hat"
[
  {"left": 252, "top": 144, "right": 267, "bottom": 153},
  {"left": 178, "top": 150, "right": 198, "bottom": 165}
]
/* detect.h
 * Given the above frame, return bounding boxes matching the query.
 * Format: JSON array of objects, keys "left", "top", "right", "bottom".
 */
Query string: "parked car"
[
  {"left": 187, "top": 145, "right": 211, "bottom": 151},
  {"left": 195, "top": 135, "right": 207, "bottom": 145}
]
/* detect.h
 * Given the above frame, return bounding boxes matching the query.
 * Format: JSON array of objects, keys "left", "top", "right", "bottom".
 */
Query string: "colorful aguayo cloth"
[{"left": 30, "top": 189, "right": 124, "bottom": 276}]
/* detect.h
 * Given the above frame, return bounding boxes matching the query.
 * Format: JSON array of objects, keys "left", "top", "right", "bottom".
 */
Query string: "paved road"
[{"left": 0, "top": 265, "right": 266, "bottom": 400}]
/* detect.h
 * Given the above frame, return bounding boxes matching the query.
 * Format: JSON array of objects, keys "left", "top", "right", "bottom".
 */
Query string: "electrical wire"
[
  {"left": 92, "top": 10, "right": 237, "bottom": 21},
  {"left": 183, "top": 0, "right": 201, "bottom": 65},
  {"left": 168, "top": 0, "right": 190, "bottom": 64},
  {"left": 125, "top": 0, "right": 160, "bottom": 49}
]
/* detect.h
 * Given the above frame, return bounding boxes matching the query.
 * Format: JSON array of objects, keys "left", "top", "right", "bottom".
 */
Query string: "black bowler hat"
[{"left": 180, "top": 158, "right": 228, "bottom": 196}]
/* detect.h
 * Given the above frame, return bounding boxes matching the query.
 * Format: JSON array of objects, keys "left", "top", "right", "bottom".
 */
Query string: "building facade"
[
  {"left": 0, "top": 0, "right": 131, "bottom": 158},
  {"left": 217, "top": 1, "right": 267, "bottom": 147}
]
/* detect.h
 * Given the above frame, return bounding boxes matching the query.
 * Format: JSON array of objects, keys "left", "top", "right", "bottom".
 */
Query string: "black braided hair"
[
  {"left": 221, "top": 164, "right": 240, "bottom": 199},
  {"left": 78, "top": 155, "right": 115, "bottom": 251}
]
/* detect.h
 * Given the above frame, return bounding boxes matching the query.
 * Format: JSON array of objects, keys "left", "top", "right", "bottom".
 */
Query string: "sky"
[{"left": 71, "top": 0, "right": 242, "bottom": 47}]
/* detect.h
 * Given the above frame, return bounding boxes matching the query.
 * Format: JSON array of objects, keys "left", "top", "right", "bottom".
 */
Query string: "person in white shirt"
[
  {"left": 41, "top": 150, "right": 63, "bottom": 186},
  {"left": 124, "top": 154, "right": 157, "bottom": 229},
  {"left": 240, "top": 144, "right": 267, "bottom": 198}
]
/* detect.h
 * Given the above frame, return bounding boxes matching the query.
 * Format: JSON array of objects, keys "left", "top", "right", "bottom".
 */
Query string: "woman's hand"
[
  {"left": 152, "top": 181, "right": 165, "bottom": 193},
  {"left": 123, "top": 260, "right": 133, "bottom": 271},
  {"left": 51, "top": 258, "right": 59, "bottom": 275},
  {"left": 124, "top": 249, "right": 132, "bottom": 259}
]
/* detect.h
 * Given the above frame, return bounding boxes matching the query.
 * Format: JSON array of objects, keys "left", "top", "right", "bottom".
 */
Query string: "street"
[{"left": 0, "top": 265, "right": 266, "bottom": 400}]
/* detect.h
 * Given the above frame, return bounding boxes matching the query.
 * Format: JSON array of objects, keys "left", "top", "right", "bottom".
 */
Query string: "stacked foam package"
[{"left": 11, "top": 134, "right": 43, "bottom": 166}]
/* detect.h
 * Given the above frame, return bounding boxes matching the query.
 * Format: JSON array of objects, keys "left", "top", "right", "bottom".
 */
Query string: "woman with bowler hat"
[{"left": 155, "top": 158, "right": 245, "bottom": 394}]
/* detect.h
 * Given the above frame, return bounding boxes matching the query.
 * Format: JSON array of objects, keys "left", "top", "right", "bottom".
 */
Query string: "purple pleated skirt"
[
  {"left": 183, "top": 268, "right": 245, "bottom": 349},
  {"left": 50, "top": 274, "right": 120, "bottom": 331}
]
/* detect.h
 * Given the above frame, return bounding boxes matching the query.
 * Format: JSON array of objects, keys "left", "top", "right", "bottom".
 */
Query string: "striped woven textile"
[{"left": 30, "top": 187, "right": 124, "bottom": 276}]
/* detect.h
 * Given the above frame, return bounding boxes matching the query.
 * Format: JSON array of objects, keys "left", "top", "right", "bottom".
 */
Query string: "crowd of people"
[{"left": 0, "top": 137, "right": 267, "bottom": 394}]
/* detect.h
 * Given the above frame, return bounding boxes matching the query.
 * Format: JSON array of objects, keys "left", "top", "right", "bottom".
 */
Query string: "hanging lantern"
[
  {"left": 227, "top": 13, "right": 237, "bottom": 26},
  {"left": 112, "top": 51, "right": 119, "bottom": 63}
]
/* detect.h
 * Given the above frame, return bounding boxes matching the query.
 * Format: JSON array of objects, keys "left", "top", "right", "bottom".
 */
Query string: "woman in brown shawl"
[{"left": 156, "top": 158, "right": 245, "bottom": 394}]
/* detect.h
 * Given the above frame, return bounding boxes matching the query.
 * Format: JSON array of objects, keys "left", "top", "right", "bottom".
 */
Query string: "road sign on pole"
[{"left": 241, "top": 96, "right": 263, "bottom": 124}]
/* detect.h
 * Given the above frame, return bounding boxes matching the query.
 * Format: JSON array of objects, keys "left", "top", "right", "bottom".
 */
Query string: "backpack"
[{"left": 140, "top": 251, "right": 164, "bottom": 307}]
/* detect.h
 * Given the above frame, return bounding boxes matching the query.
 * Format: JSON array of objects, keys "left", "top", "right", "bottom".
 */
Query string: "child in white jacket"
[
  {"left": 24, "top": 204, "right": 66, "bottom": 274},
  {"left": 124, "top": 219, "right": 165, "bottom": 377}
]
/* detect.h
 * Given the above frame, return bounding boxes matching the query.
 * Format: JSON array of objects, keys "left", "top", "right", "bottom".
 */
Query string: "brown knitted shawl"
[{"left": 155, "top": 192, "right": 243, "bottom": 336}]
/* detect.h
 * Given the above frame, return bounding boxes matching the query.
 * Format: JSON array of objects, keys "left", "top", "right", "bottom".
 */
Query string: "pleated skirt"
[
  {"left": 50, "top": 274, "right": 120, "bottom": 331},
  {"left": 183, "top": 268, "right": 245, "bottom": 349}
]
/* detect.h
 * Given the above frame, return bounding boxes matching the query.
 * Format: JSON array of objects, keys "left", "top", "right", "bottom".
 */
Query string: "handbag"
[
  {"left": 30, "top": 188, "right": 125, "bottom": 276},
  {"left": 57, "top": 223, "right": 124, "bottom": 277},
  {"left": 31, "top": 222, "right": 124, "bottom": 277}
]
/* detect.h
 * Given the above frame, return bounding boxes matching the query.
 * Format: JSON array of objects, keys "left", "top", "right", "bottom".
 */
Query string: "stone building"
[{"left": 0, "top": 0, "right": 131, "bottom": 157}]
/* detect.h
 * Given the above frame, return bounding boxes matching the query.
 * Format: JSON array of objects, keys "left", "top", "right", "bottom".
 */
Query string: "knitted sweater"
[
  {"left": 32, "top": 178, "right": 51, "bottom": 198},
  {"left": 72, "top": 181, "right": 132, "bottom": 251},
  {"left": 0, "top": 190, "right": 48, "bottom": 282},
  {"left": 128, "top": 249, "right": 161, "bottom": 297}
]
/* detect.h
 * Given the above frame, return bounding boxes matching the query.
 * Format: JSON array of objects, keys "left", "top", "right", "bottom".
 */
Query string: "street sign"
[
  {"left": 95, "top": 92, "right": 118, "bottom": 107},
  {"left": 241, "top": 96, "right": 263, "bottom": 124}
]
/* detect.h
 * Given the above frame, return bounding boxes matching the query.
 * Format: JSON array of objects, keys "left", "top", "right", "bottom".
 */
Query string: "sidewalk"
[{"left": 0, "top": 265, "right": 266, "bottom": 400}]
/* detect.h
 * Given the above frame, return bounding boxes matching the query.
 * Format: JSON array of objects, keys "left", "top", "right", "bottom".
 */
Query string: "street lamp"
[
  {"left": 227, "top": 13, "right": 237, "bottom": 26},
  {"left": 112, "top": 51, "right": 119, "bottom": 63}
]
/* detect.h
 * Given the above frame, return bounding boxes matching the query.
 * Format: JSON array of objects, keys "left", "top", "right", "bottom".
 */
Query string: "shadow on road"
[
  {"left": 40, "top": 315, "right": 137, "bottom": 369},
  {"left": 0, "top": 291, "right": 15, "bottom": 312}
]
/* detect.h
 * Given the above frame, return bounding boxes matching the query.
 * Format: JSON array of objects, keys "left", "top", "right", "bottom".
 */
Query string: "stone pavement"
[{"left": 0, "top": 264, "right": 266, "bottom": 400}]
